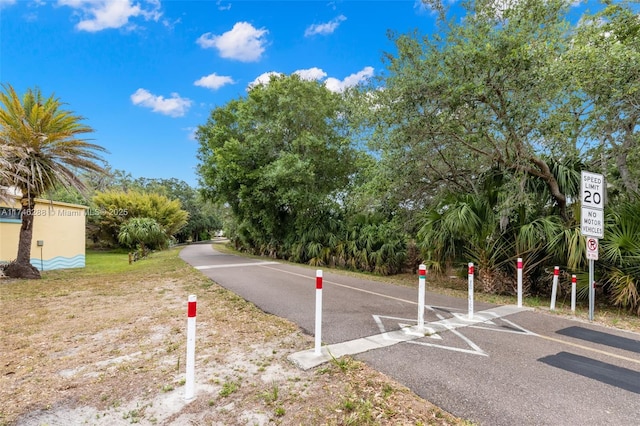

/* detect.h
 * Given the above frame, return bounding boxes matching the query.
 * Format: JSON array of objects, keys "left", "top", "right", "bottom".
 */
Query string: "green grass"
[
  {"left": 260, "top": 381, "right": 280, "bottom": 405},
  {"left": 42, "top": 249, "right": 185, "bottom": 278},
  {"left": 0, "top": 248, "right": 208, "bottom": 315},
  {"left": 218, "top": 380, "right": 240, "bottom": 397},
  {"left": 84, "top": 250, "right": 133, "bottom": 273},
  {"left": 1, "top": 245, "right": 467, "bottom": 426}
]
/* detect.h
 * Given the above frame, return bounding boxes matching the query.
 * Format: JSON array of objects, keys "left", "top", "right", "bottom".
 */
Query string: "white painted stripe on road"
[
  {"left": 431, "top": 306, "right": 487, "bottom": 355},
  {"left": 208, "top": 262, "right": 640, "bottom": 368},
  {"left": 289, "top": 305, "right": 528, "bottom": 370},
  {"left": 262, "top": 265, "right": 534, "bottom": 318},
  {"left": 261, "top": 265, "right": 426, "bottom": 305},
  {"left": 194, "top": 261, "right": 279, "bottom": 270}
]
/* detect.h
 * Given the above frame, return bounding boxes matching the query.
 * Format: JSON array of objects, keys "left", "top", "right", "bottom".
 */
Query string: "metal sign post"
[
  {"left": 581, "top": 171, "right": 605, "bottom": 321},
  {"left": 589, "top": 259, "right": 595, "bottom": 320},
  {"left": 586, "top": 237, "right": 598, "bottom": 321}
]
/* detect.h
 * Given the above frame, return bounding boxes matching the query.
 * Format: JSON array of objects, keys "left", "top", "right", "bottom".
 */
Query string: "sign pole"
[
  {"left": 581, "top": 170, "right": 605, "bottom": 322},
  {"left": 589, "top": 259, "right": 595, "bottom": 321}
]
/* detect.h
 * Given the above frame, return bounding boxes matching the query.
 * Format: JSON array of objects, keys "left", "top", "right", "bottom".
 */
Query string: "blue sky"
[
  {"left": 1, "top": 0, "right": 447, "bottom": 187},
  {"left": 0, "top": 0, "right": 612, "bottom": 187}
]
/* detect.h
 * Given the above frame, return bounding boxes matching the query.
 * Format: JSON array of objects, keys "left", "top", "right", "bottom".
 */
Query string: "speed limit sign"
[
  {"left": 581, "top": 171, "right": 605, "bottom": 238},
  {"left": 586, "top": 237, "right": 599, "bottom": 260},
  {"left": 581, "top": 171, "right": 604, "bottom": 322}
]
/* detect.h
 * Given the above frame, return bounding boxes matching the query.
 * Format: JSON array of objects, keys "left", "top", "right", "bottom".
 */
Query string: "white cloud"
[
  {"left": 57, "top": 0, "right": 162, "bottom": 32},
  {"left": 248, "top": 71, "right": 283, "bottom": 89},
  {"left": 0, "top": 0, "right": 17, "bottom": 9},
  {"left": 294, "top": 67, "right": 327, "bottom": 81},
  {"left": 161, "top": 16, "right": 181, "bottom": 30},
  {"left": 249, "top": 68, "right": 326, "bottom": 89},
  {"left": 194, "top": 73, "right": 235, "bottom": 90},
  {"left": 248, "top": 67, "right": 374, "bottom": 92},
  {"left": 197, "top": 22, "right": 268, "bottom": 62},
  {"left": 183, "top": 127, "right": 198, "bottom": 141},
  {"left": 324, "top": 66, "right": 374, "bottom": 93},
  {"left": 130, "top": 88, "right": 192, "bottom": 117},
  {"left": 304, "top": 14, "right": 346, "bottom": 37},
  {"left": 216, "top": 0, "right": 231, "bottom": 11}
]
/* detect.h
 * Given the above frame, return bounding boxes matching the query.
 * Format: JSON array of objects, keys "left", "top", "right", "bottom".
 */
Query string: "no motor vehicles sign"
[{"left": 581, "top": 206, "right": 604, "bottom": 238}]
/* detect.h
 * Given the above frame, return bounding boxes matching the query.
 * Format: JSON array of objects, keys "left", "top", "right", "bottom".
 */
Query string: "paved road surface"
[{"left": 180, "top": 243, "right": 640, "bottom": 426}]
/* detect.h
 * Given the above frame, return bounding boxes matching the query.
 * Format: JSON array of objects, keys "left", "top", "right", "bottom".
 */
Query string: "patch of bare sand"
[{"left": 1, "top": 256, "right": 462, "bottom": 426}]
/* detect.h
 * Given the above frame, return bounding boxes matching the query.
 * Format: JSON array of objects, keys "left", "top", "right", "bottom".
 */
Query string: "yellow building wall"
[{"left": 0, "top": 199, "right": 87, "bottom": 270}]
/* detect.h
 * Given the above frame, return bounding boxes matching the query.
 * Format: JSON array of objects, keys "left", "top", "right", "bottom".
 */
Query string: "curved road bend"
[{"left": 180, "top": 243, "right": 640, "bottom": 426}]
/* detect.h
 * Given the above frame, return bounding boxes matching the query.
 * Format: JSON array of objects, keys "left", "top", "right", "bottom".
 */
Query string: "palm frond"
[{"left": 0, "top": 84, "right": 107, "bottom": 199}]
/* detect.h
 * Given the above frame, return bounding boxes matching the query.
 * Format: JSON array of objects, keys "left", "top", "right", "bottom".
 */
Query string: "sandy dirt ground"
[{"left": 0, "top": 250, "right": 463, "bottom": 426}]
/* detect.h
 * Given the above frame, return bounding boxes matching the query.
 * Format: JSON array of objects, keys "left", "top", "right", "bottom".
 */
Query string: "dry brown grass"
[{"left": 0, "top": 248, "right": 466, "bottom": 426}]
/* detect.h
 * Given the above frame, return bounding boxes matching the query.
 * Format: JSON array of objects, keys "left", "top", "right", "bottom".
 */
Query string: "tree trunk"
[
  {"left": 615, "top": 121, "right": 639, "bottom": 198},
  {"left": 5, "top": 197, "right": 41, "bottom": 279},
  {"left": 528, "top": 157, "right": 568, "bottom": 221},
  {"left": 615, "top": 150, "right": 638, "bottom": 198}
]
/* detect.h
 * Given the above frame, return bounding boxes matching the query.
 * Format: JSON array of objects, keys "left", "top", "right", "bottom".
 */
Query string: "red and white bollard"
[
  {"left": 517, "top": 258, "right": 523, "bottom": 308},
  {"left": 314, "top": 270, "right": 323, "bottom": 355},
  {"left": 418, "top": 264, "right": 426, "bottom": 329},
  {"left": 571, "top": 275, "right": 577, "bottom": 313},
  {"left": 185, "top": 295, "right": 197, "bottom": 401},
  {"left": 468, "top": 263, "right": 474, "bottom": 320},
  {"left": 550, "top": 266, "right": 559, "bottom": 311}
]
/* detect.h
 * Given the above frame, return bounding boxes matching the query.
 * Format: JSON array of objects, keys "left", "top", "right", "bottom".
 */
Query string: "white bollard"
[
  {"left": 550, "top": 266, "right": 559, "bottom": 311},
  {"left": 468, "top": 263, "right": 474, "bottom": 320},
  {"left": 571, "top": 275, "right": 577, "bottom": 313},
  {"left": 185, "top": 295, "right": 197, "bottom": 401},
  {"left": 314, "top": 270, "right": 323, "bottom": 355},
  {"left": 418, "top": 264, "right": 426, "bottom": 329},
  {"left": 517, "top": 258, "right": 523, "bottom": 308}
]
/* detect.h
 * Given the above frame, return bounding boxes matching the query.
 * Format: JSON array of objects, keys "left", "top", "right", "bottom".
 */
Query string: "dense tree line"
[
  {"left": 3, "top": 1, "right": 637, "bottom": 313},
  {"left": 196, "top": 0, "right": 640, "bottom": 314},
  {"left": 47, "top": 169, "right": 222, "bottom": 249}
]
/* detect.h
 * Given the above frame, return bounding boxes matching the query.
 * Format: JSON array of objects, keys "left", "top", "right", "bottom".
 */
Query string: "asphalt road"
[{"left": 180, "top": 243, "right": 640, "bottom": 426}]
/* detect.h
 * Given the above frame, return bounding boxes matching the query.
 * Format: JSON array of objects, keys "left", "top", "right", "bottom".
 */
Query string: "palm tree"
[
  {"left": 118, "top": 217, "right": 168, "bottom": 258},
  {"left": 1, "top": 144, "right": 16, "bottom": 202},
  {"left": 0, "top": 84, "right": 107, "bottom": 279},
  {"left": 600, "top": 201, "right": 640, "bottom": 314},
  {"left": 1, "top": 142, "right": 28, "bottom": 203}
]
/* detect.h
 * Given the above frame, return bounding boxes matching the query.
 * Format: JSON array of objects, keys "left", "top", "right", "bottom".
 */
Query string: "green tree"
[
  {"left": 91, "top": 190, "right": 188, "bottom": 247},
  {"left": 118, "top": 217, "right": 167, "bottom": 256},
  {"left": 417, "top": 163, "right": 579, "bottom": 294},
  {"left": 43, "top": 170, "right": 221, "bottom": 244},
  {"left": 0, "top": 84, "right": 106, "bottom": 279},
  {"left": 368, "top": 0, "right": 581, "bottom": 221},
  {"left": 123, "top": 177, "right": 221, "bottom": 242},
  {"left": 567, "top": 2, "right": 640, "bottom": 200},
  {"left": 196, "top": 74, "right": 358, "bottom": 255}
]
